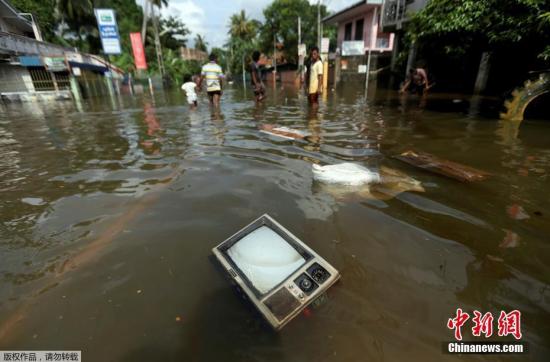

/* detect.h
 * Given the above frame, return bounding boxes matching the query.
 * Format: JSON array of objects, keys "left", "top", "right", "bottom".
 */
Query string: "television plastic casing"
[{"left": 212, "top": 214, "right": 340, "bottom": 330}]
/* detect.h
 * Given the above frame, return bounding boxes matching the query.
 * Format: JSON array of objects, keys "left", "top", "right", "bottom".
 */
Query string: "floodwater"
[{"left": 0, "top": 85, "right": 549, "bottom": 361}]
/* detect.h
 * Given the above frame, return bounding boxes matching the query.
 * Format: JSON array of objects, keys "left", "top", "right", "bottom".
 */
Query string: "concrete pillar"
[
  {"left": 334, "top": 53, "right": 341, "bottom": 87},
  {"left": 70, "top": 76, "right": 83, "bottom": 111},
  {"left": 104, "top": 74, "right": 117, "bottom": 109},
  {"left": 473, "top": 51, "right": 491, "bottom": 95},
  {"left": 390, "top": 33, "right": 399, "bottom": 72},
  {"left": 105, "top": 75, "right": 115, "bottom": 97},
  {"left": 322, "top": 53, "right": 329, "bottom": 91},
  {"left": 50, "top": 72, "right": 59, "bottom": 93},
  {"left": 405, "top": 41, "right": 417, "bottom": 77},
  {"left": 70, "top": 76, "right": 82, "bottom": 102}
]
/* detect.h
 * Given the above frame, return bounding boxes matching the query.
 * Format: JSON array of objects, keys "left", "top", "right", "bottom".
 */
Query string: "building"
[
  {"left": 381, "top": 0, "right": 428, "bottom": 31},
  {"left": 323, "top": 0, "right": 395, "bottom": 83},
  {"left": 0, "top": 0, "right": 123, "bottom": 102},
  {"left": 380, "top": 0, "right": 429, "bottom": 75},
  {"left": 180, "top": 47, "right": 208, "bottom": 62}
]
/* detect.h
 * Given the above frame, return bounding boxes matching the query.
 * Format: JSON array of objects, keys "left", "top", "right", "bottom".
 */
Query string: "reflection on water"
[{"left": 0, "top": 87, "right": 549, "bottom": 361}]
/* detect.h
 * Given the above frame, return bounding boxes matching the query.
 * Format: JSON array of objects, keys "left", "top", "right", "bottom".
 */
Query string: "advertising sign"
[
  {"left": 341, "top": 41, "right": 365, "bottom": 56},
  {"left": 130, "top": 32, "right": 147, "bottom": 70},
  {"left": 94, "top": 8, "right": 121, "bottom": 55},
  {"left": 321, "top": 38, "right": 330, "bottom": 53},
  {"left": 43, "top": 57, "right": 67, "bottom": 71},
  {"left": 298, "top": 44, "right": 306, "bottom": 57}
]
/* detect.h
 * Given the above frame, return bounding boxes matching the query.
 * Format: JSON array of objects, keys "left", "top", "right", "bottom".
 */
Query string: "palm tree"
[
  {"left": 194, "top": 34, "right": 208, "bottom": 52},
  {"left": 229, "top": 10, "right": 258, "bottom": 41},
  {"left": 228, "top": 10, "right": 260, "bottom": 82},
  {"left": 55, "top": 0, "right": 108, "bottom": 52}
]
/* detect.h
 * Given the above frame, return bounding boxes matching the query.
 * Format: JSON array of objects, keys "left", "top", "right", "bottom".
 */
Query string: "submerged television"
[{"left": 212, "top": 214, "right": 340, "bottom": 330}]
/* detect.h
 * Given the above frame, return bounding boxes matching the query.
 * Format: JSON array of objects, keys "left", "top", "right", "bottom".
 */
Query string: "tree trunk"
[{"left": 473, "top": 51, "right": 491, "bottom": 95}]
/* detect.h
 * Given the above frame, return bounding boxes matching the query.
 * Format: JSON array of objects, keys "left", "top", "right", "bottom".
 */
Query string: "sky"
[{"left": 148, "top": 0, "right": 360, "bottom": 49}]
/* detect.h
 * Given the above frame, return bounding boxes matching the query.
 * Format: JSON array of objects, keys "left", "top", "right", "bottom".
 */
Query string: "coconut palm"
[
  {"left": 229, "top": 10, "right": 259, "bottom": 41},
  {"left": 194, "top": 34, "right": 208, "bottom": 52},
  {"left": 227, "top": 10, "right": 261, "bottom": 80}
]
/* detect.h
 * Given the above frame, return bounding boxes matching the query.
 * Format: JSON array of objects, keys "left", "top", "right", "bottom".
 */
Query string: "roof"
[
  {"left": 322, "top": 0, "right": 383, "bottom": 24},
  {"left": 0, "top": 0, "right": 33, "bottom": 34}
]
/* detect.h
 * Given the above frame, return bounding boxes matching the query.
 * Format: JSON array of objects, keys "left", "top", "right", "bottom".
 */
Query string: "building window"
[
  {"left": 344, "top": 22, "right": 352, "bottom": 41},
  {"left": 354, "top": 19, "right": 364, "bottom": 41},
  {"left": 376, "top": 37, "right": 389, "bottom": 49}
]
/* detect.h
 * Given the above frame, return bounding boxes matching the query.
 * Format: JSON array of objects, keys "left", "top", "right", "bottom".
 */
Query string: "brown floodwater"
[{"left": 0, "top": 85, "right": 549, "bottom": 361}]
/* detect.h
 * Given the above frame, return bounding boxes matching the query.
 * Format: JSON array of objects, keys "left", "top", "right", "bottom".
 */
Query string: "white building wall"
[{"left": 0, "top": 63, "right": 34, "bottom": 93}]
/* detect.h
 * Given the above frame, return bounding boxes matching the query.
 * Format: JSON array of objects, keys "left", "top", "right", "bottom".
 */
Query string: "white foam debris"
[{"left": 312, "top": 163, "right": 381, "bottom": 186}]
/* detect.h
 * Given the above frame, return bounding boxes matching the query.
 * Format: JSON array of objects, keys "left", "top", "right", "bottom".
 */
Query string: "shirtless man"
[{"left": 400, "top": 68, "right": 431, "bottom": 95}]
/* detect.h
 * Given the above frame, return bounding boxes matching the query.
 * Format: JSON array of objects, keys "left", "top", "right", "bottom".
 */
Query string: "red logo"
[{"left": 447, "top": 309, "right": 522, "bottom": 340}]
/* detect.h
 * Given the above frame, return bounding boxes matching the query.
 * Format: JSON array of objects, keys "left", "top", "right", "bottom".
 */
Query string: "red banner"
[{"left": 130, "top": 32, "right": 147, "bottom": 70}]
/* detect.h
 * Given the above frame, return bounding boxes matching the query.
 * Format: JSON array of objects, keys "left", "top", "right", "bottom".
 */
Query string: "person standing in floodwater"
[
  {"left": 400, "top": 67, "right": 431, "bottom": 95},
  {"left": 199, "top": 53, "right": 224, "bottom": 107},
  {"left": 250, "top": 50, "right": 265, "bottom": 102},
  {"left": 181, "top": 75, "right": 199, "bottom": 109},
  {"left": 303, "top": 46, "right": 323, "bottom": 106}
]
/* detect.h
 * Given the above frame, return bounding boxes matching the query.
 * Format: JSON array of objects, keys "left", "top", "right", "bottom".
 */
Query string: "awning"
[
  {"left": 19, "top": 55, "right": 42, "bottom": 66},
  {"left": 68, "top": 61, "right": 108, "bottom": 73}
]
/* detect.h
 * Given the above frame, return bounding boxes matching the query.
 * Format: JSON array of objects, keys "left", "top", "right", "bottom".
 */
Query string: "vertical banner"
[
  {"left": 94, "top": 8, "right": 121, "bottom": 55},
  {"left": 130, "top": 32, "right": 147, "bottom": 70}
]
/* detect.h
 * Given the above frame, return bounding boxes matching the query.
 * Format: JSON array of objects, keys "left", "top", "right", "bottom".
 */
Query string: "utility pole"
[
  {"left": 152, "top": 4, "right": 165, "bottom": 77},
  {"left": 365, "top": 7, "right": 377, "bottom": 98},
  {"left": 141, "top": 0, "right": 149, "bottom": 44},
  {"left": 273, "top": 31, "right": 277, "bottom": 81},
  {"left": 298, "top": 16, "right": 304, "bottom": 87},
  {"left": 317, "top": 0, "right": 321, "bottom": 49}
]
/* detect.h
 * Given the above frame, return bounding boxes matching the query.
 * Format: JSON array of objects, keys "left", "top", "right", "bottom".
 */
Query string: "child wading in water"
[{"left": 181, "top": 75, "right": 199, "bottom": 109}]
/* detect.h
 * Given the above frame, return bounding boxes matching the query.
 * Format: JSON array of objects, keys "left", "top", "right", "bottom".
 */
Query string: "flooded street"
[{"left": 1, "top": 86, "right": 549, "bottom": 361}]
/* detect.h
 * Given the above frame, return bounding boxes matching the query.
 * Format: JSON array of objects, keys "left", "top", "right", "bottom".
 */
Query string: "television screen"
[{"left": 227, "top": 226, "right": 306, "bottom": 294}]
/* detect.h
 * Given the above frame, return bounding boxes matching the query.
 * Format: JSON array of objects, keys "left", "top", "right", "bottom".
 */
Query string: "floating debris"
[
  {"left": 212, "top": 214, "right": 340, "bottom": 330},
  {"left": 260, "top": 124, "right": 309, "bottom": 140},
  {"left": 394, "top": 150, "right": 490, "bottom": 182},
  {"left": 312, "top": 163, "right": 380, "bottom": 186},
  {"left": 313, "top": 164, "right": 424, "bottom": 201},
  {"left": 500, "top": 230, "right": 520, "bottom": 248},
  {"left": 21, "top": 197, "right": 45, "bottom": 206},
  {"left": 506, "top": 204, "right": 530, "bottom": 220}
]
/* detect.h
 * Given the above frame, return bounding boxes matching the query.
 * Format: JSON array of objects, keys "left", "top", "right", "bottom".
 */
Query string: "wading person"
[
  {"left": 181, "top": 75, "right": 199, "bottom": 109},
  {"left": 303, "top": 46, "right": 323, "bottom": 106},
  {"left": 250, "top": 50, "right": 265, "bottom": 102},
  {"left": 199, "top": 53, "right": 224, "bottom": 107},
  {"left": 400, "top": 67, "right": 431, "bottom": 95}
]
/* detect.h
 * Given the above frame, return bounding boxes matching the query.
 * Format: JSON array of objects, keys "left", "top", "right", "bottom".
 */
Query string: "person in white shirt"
[
  {"left": 181, "top": 75, "right": 199, "bottom": 109},
  {"left": 303, "top": 46, "right": 323, "bottom": 106}
]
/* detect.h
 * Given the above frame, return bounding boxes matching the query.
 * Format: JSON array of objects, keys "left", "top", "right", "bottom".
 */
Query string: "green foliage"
[
  {"left": 226, "top": 10, "right": 260, "bottom": 76},
  {"left": 161, "top": 49, "right": 201, "bottom": 85},
  {"left": 409, "top": 0, "right": 550, "bottom": 59},
  {"left": 210, "top": 47, "right": 228, "bottom": 71},
  {"left": 194, "top": 34, "right": 208, "bottom": 52},
  {"left": 9, "top": 0, "right": 57, "bottom": 41},
  {"left": 160, "top": 16, "right": 189, "bottom": 49},
  {"left": 260, "top": 0, "right": 333, "bottom": 63}
]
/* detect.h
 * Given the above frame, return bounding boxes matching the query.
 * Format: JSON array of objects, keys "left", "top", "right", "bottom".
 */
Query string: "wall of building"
[
  {"left": 335, "top": 7, "right": 393, "bottom": 52},
  {"left": 0, "top": 63, "right": 33, "bottom": 93},
  {"left": 407, "top": 0, "right": 429, "bottom": 13}
]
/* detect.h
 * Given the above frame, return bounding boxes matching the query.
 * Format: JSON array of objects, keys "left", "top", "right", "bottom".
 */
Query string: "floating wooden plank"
[
  {"left": 394, "top": 150, "right": 490, "bottom": 182},
  {"left": 260, "top": 124, "right": 309, "bottom": 140}
]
